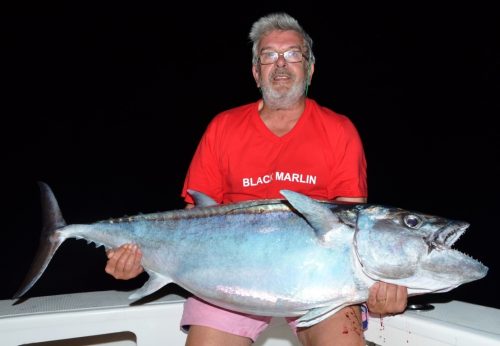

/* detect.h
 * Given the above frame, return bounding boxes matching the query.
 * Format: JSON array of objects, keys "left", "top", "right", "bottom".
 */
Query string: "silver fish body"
[{"left": 14, "top": 182, "right": 488, "bottom": 327}]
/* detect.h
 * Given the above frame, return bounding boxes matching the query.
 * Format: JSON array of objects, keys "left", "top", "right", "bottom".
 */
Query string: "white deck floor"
[{"left": 1, "top": 290, "right": 499, "bottom": 345}]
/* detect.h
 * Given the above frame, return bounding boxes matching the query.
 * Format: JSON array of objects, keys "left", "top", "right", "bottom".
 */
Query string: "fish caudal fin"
[{"left": 13, "top": 182, "right": 67, "bottom": 298}]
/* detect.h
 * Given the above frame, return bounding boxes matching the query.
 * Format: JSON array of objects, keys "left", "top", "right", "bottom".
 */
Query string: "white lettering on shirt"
[{"left": 242, "top": 171, "right": 317, "bottom": 187}]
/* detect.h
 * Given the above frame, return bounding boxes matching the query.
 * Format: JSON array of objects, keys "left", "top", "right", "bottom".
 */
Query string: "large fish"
[{"left": 14, "top": 182, "right": 487, "bottom": 327}]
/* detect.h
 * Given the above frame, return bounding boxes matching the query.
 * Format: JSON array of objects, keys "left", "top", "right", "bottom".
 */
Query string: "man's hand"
[
  {"left": 367, "top": 282, "right": 408, "bottom": 315},
  {"left": 105, "top": 244, "right": 144, "bottom": 279}
]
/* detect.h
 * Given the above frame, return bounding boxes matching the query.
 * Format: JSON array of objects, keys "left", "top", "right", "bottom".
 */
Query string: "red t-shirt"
[{"left": 182, "top": 98, "right": 367, "bottom": 204}]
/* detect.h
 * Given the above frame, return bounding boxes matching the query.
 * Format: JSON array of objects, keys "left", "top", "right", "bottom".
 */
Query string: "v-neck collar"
[{"left": 252, "top": 98, "right": 310, "bottom": 142}]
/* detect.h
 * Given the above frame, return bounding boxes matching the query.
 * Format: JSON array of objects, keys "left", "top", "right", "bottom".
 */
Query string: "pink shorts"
[{"left": 180, "top": 297, "right": 368, "bottom": 342}]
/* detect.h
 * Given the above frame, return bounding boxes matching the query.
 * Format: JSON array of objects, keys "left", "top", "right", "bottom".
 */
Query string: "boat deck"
[{"left": 1, "top": 290, "right": 499, "bottom": 345}]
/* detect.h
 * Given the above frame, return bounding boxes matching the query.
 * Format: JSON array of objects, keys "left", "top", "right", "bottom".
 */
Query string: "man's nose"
[{"left": 275, "top": 53, "right": 287, "bottom": 67}]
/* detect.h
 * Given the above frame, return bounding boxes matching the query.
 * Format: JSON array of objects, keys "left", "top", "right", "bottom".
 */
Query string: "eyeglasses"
[{"left": 258, "top": 50, "right": 308, "bottom": 65}]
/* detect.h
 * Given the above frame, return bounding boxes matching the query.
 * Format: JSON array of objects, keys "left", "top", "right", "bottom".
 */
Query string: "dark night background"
[{"left": 2, "top": 3, "right": 499, "bottom": 310}]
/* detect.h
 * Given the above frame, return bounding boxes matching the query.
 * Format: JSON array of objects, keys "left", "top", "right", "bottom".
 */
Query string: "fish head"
[{"left": 353, "top": 205, "right": 488, "bottom": 292}]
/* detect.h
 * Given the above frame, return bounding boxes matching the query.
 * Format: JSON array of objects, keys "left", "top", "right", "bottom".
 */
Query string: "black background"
[{"left": 2, "top": 3, "right": 499, "bottom": 309}]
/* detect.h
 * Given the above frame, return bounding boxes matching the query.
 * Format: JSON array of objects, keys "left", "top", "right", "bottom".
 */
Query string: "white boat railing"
[{"left": 1, "top": 290, "right": 499, "bottom": 346}]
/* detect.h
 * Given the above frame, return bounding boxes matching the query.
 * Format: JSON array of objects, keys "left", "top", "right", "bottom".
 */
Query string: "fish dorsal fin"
[
  {"left": 187, "top": 189, "right": 218, "bottom": 207},
  {"left": 280, "top": 190, "right": 348, "bottom": 243}
]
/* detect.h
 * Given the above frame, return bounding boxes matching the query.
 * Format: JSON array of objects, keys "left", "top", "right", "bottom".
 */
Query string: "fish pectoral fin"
[
  {"left": 128, "top": 271, "right": 172, "bottom": 300},
  {"left": 296, "top": 304, "right": 343, "bottom": 328}
]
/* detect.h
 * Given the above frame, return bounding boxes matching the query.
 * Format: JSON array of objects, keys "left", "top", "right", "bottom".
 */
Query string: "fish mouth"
[{"left": 425, "top": 221, "right": 469, "bottom": 252}]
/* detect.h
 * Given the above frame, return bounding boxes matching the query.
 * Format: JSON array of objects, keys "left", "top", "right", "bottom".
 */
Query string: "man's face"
[{"left": 253, "top": 30, "right": 312, "bottom": 106}]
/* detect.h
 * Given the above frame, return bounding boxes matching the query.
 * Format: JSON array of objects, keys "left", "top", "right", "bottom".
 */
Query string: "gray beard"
[{"left": 261, "top": 80, "right": 307, "bottom": 109}]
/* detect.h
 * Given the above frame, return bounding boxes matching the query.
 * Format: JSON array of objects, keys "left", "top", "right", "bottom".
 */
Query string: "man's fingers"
[
  {"left": 394, "top": 284, "right": 408, "bottom": 312},
  {"left": 376, "top": 281, "right": 388, "bottom": 303},
  {"left": 123, "top": 245, "right": 139, "bottom": 271},
  {"left": 105, "top": 244, "right": 143, "bottom": 279},
  {"left": 367, "top": 282, "right": 408, "bottom": 315}
]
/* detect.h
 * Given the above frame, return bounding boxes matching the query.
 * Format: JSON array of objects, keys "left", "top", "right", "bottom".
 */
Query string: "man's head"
[
  {"left": 249, "top": 13, "right": 315, "bottom": 67},
  {"left": 249, "top": 13, "right": 316, "bottom": 108}
]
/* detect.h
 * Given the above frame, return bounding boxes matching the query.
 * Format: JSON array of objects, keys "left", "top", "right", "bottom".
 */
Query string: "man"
[{"left": 106, "top": 12, "right": 407, "bottom": 346}]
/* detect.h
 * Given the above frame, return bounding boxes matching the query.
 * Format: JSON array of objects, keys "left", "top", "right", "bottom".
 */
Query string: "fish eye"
[{"left": 404, "top": 214, "right": 423, "bottom": 229}]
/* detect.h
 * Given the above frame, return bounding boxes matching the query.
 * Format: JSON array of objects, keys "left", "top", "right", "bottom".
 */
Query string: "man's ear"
[
  {"left": 306, "top": 63, "right": 315, "bottom": 86},
  {"left": 252, "top": 64, "right": 260, "bottom": 88}
]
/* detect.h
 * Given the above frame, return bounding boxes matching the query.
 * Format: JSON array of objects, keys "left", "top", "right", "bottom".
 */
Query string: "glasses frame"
[{"left": 258, "top": 49, "right": 309, "bottom": 65}]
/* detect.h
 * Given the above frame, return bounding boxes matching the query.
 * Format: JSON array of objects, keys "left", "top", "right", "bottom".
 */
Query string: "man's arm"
[{"left": 335, "top": 196, "right": 367, "bottom": 203}]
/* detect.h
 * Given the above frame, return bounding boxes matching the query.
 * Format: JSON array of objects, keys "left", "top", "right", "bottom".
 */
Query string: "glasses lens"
[
  {"left": 284, "top": 50, "right": 303, "bottom": 63},
  {"left": 260, "top": 52, "right": 277, "bottom": 64}
]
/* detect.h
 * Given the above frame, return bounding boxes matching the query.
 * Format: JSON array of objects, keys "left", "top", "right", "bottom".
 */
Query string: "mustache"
[{"left": 270, "top": 68, "right": 293, "bottom": 79}]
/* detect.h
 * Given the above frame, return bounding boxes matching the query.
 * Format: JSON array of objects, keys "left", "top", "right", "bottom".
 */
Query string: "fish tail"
[{"left": 13, "top": 182, "right": 67, "bottom": 298}]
